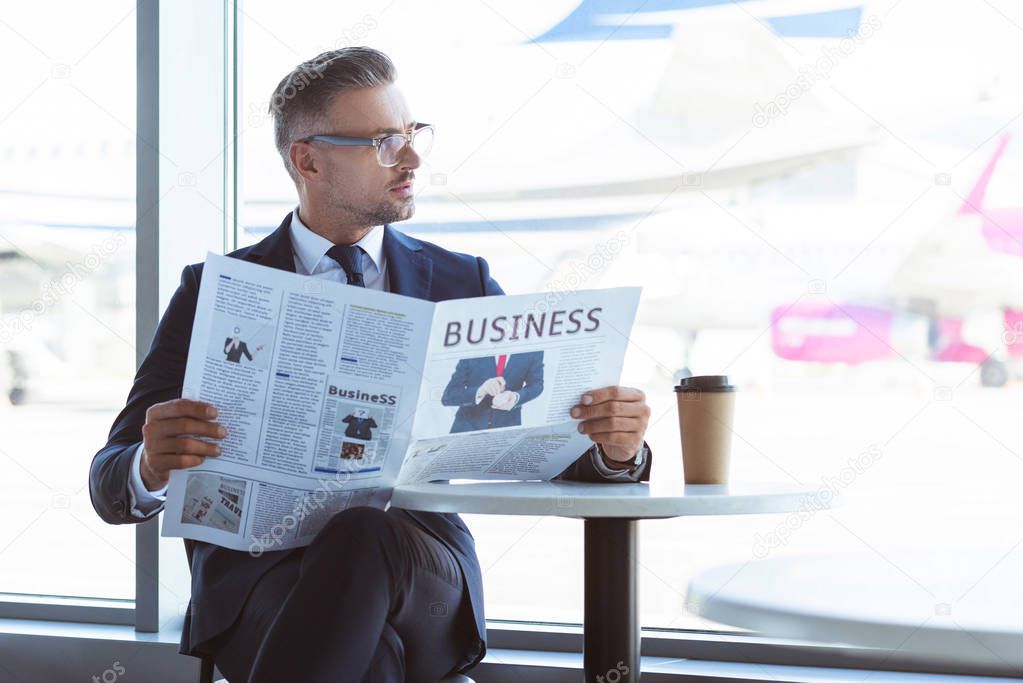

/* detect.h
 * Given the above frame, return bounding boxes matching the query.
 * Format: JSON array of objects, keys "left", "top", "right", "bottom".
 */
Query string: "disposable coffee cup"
[{"left": 674, "top": 375, "right": 736, "bottom": 484}]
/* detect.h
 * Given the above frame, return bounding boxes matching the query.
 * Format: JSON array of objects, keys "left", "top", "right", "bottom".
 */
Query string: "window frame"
[{"left": 0, "top": 0, "right": 237, "bottom": 630}]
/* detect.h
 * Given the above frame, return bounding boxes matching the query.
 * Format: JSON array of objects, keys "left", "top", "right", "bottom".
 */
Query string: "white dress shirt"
[{"left": 126, "top": 209, "right": 639, "bottom": 517}]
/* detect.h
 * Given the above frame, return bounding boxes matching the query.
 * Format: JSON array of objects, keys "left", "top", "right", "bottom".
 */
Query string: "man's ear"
[{"left": 290, "top": 140, "right": 318, "bottom": 182}]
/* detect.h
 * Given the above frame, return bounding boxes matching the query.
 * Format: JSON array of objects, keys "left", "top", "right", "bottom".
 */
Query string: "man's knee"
[{"left": 312, "top": 506, "right": 401, "bottom": 559}]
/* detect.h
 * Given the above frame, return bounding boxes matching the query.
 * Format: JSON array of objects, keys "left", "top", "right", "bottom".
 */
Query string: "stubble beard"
[{"left": 330, "top": 192, "right": 415, "bottom": 228}]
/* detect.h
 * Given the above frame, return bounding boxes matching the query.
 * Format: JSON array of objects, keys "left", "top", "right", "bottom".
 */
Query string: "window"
[
  {"left": 0, "top": 1, "right": 137, "bottom": 602},
  {"left": 0, "top": 0, "right": 236, "bottom": 628},
  {"left": 4, "top": 0, "right": 1007, "bottom": 654}
]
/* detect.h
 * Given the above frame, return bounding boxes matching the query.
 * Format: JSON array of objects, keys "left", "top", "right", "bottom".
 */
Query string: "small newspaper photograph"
[{"left": 161, "top": 253, "right": 640, "bottom": 552}]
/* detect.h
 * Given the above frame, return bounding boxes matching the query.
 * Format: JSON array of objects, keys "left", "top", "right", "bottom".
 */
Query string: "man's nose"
[{"left": 397, "top": 144, "right": 421, "bottom": 171}]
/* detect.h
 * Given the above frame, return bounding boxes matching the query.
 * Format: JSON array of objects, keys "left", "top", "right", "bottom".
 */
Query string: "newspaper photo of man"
[
  {"left": 223, "top": 326, "right": 264, "bottom": 363},
  {"left": 441, "top": 350, "right": 544, "bottom": 432},
  {"left": 341, "top": 407, "right": 379, "bottom": 440}
]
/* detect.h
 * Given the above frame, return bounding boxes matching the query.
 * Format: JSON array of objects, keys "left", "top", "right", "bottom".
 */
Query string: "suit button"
[{"left": 113, "top": 499, "right": 125, "bottom": 513}]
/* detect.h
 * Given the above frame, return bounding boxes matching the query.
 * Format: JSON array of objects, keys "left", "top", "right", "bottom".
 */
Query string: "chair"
[{"left": 187, "top": 539, "right": 475, "bottom": 682}]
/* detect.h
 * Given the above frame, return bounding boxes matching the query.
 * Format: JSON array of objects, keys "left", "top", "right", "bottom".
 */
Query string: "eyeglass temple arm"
[{"left": 304, "top": 135, "right": 376, "bottom": 146}]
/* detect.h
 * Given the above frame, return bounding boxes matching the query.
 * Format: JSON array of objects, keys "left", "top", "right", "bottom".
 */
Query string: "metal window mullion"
[
  {"left": 134, "top": 0, "right": 161, "bottom": 634},
  {"left": 226, "top": 0, "right": 241, "bottom": 253}
]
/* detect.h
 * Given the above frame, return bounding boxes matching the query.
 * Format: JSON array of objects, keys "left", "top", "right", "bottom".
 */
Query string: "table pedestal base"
[{"left": 584, "top": 517, "right": 639, "bottom": 682}]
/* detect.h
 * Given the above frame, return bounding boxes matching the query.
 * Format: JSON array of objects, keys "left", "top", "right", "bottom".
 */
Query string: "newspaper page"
[
  {"left": 161, "top": 253, "right": 640, "bottom": 552},
  {"left": 397, "top": 288, "right": 640, "bottom": 483},
  {"left": 161, "top": 254, "right": 433, "bottom": 553}
]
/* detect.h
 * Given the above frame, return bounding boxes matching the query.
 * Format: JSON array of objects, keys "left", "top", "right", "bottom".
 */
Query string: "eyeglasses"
[{"left": 300, "top": 123, "right": 434, "bottom": 168}]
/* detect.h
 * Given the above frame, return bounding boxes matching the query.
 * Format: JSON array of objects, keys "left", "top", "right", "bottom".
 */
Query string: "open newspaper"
[{"left": 161, "top": 253, "right": 640, "bottom": 552}]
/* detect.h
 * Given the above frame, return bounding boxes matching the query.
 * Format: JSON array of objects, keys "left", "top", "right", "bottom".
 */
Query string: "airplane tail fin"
[
  {"left": 639, "top": 14, "right": 814, "bottom": 144},
  {"left": 959, "top": 134, "right": 1010, "bottom": 214}
]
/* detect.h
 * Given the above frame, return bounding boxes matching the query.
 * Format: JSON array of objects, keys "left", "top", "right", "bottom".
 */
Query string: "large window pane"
[
  {"left": 0, "top": 2, "right": 137, "bottom": 599},
  {"left": 238, "top": 1, "right": 1023, "bottom": 632}
]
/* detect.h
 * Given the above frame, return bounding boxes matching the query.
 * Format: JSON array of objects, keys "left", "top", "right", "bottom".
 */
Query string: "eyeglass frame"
[{"left": 298, "top": 122, "right": 434, "bottom": 167}]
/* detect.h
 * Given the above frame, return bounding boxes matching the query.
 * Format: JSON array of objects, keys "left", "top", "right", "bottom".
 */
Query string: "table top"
[
  {"left": 390, "top": 480, "right": 824, "bottom": 519},
  {"left": 686, "top": 550, "right": 1023, "bottom": 674}
]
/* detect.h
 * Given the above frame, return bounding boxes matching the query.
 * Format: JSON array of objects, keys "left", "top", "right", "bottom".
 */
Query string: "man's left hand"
[
  {"left": 571, "top": 386, "right": 650, "bottom": 463},
  {"left": 491, "top": 390, "right": 519, "bottom": 411}
]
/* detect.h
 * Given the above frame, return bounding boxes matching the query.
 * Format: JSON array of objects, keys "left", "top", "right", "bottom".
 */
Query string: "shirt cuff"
[
  {"left": 589, "top": 443, "right": 646, "bottom": 481},
  {"left": 128, "top": 443, "right": 168, "bottom": 518}
]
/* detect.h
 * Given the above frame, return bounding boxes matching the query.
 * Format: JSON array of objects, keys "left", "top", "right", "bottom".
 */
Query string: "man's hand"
[
  {"left": 570, "top": 386, "right": 650, "bottom": 464},
  {"left": 491, "top": 390, "right": 519, "bottom": 411},
  {"left": 140, "top": 399, "right": 227, "bottom": 491},
  {"left": 475, "top": 376, "right": 506, "bottom": 403}
]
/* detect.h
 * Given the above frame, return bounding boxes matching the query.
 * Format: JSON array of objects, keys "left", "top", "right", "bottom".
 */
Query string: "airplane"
[
  {"left": 3, "top": 0, "right": 1022, "bottom": 403},
  {"left": 770, "top": 135, "right": 1023, "bottom": 387}
]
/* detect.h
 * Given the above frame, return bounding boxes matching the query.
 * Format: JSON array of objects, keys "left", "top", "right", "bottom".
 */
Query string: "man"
[
  {"left": 89, "top": 47, "right": 652, "bottom": 682},
  {"left": 441, "top": 351, "right": 544, "bottom": 432},
  {"left": 342, "top": 407, "right": 378, "bottom": 440},
  {"left": 223, "top": 326, "right": 263, "bottom": 363}
]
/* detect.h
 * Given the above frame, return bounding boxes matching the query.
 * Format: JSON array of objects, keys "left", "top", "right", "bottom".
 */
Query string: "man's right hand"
[
  {"left": 475, "top": 376, "right": 506, "bottom": 404},
  {"left": 140, "top": 399, "right": 227, "bottom": 491}
]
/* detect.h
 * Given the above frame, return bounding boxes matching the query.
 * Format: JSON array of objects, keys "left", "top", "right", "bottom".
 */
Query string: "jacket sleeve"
[
  {"left": 88, "top": 265, "right": 201, "bottom": 524},
  {"left": 441, "top": 359, "right": 479, "bottom": 407},
  {"left": 513, "top": 352, "right": 544, "bottom": 405},
  {"left": 555, "top": 443, "right": 653, "bottom": 483},
  {"left": 478, "top": 259, "right": 652, "bottom": 484},
  {"left": 477, "top": 256, "right": 504, "bottom": 296}
]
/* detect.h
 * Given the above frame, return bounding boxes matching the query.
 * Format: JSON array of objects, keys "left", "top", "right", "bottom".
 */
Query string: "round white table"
[
  {"left": 391, "top": 480, "right": 824, "bottom": 682},
  {"left": 686, "top": 550, "right": 1023, "bottom": 675}
]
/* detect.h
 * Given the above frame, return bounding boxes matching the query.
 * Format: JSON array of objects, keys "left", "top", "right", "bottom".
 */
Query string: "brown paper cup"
[{"left": 675, "top": 375, "right": 736, "bottom": 484}]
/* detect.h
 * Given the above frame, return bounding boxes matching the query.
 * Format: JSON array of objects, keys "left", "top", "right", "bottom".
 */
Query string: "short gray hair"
[{"left": 269, "top": 46, "right": 396, "bottom": 183}]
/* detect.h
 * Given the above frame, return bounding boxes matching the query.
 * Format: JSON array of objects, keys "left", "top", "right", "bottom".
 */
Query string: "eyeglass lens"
[{"left": 378, "top": 126, "right": 433, "bottom": 166}]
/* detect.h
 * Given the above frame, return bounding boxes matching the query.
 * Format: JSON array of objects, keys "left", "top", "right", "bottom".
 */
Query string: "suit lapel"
[
  {"left": 383, "top": 225, "right": 433, "bottom": 299},
  {"left": 243, "top": 214, "right": 297, "bottom": 273}
]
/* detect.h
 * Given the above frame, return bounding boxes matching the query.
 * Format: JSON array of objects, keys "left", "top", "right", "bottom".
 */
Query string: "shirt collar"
[{"left": 289, "top": 207, "right": 385, "bottom": 276}]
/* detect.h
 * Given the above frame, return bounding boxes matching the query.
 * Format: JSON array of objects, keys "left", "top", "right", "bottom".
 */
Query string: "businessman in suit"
[
  {"left": 223, "top": 328, "right": 262, "bottom": 364},
  {"left": 89, "top": 47, "right": 652, "bottom": 682},
  {"left": 342, "top": 408, "right": 379, "bottom": 440},
  {"left": 442, "top": 351, "right": 544, "bottom": 432}
]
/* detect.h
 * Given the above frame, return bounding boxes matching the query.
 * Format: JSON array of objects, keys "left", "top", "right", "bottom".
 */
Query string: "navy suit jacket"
[
  {"left": 88, "top": 214, "right": 652, "bottom": 665},
  {"left": 441, "top": 351, "right": 544, "bottom": 432},
  {"left": 342, "top": 413, "right": 378, "bottom": 440},
  {"left": 223, "top": 339, "right": 254, "bottom": 363}
]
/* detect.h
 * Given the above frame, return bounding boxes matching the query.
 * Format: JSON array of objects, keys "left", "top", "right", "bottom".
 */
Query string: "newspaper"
[{"left": 161, "top": 253, "right": 640, "bottom": 553}]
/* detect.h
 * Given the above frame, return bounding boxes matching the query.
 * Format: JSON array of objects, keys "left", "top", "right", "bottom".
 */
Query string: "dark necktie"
[{"left": 326, "top": 244, "right": 365, "bottom": 287}]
